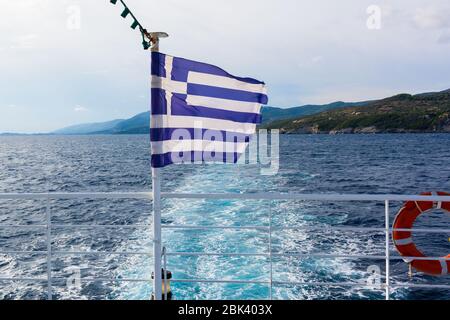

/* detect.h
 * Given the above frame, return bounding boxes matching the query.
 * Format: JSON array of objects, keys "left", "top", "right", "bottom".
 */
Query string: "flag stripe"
[
  {"left": 187, "top": 83, "right": 268, "bottom": 104},
  {"left": 151, "top": 88, "right": 167, "bottom": 114},
  {"left": 151, "top": 52, "right": 166, "bottom": 77},
  {"left": 188, "top": 71, "right": 266, "bottom": 94},
  {"left": 151, "top": 151, "right": 243, "bottom": 168},
  {"left": 151, "top": 92, "right": 263, "bottom": 117},
  {"left": 151, "top": 140, "right": 249, "bottom": 154},
  {"left": 151, "top": 115, "right": 257, "bottom": 133},
  {"left": 151, "top": 76, "right": 187, "bottom": 93},
  {"left": 171, "top": 101, "right": 262, "bottom": 124},
  {"left": 171, "top": 56, "right": 265, "bottom": 85},
  {"left": 151, "top": 92, "right": 262, "bottom": 123},
  {"left": 150, "top": 128, "right": 252, "bottom": 142},
  {"left": 186, "top": 95, "right": 261, "bottom": 114}
]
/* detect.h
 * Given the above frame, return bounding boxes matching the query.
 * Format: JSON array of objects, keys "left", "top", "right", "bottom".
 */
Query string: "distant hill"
[
  {"left": 53, "top": 119, "right": 124, "bottom": 135},
  {"left": 264, "top": 89, "right": 450, "bottom": 134},
  {"left": 51, "top": 101, "right": 365, "bottom": 135},
  {"left": 106, "top": 112, "right": 150, "bottom": 134},
  {"left": 0, "top": 132, "right": 29, "bottom": 136},
  {"left": 262, "top": 101, "right": 370, "bottom": 123}
]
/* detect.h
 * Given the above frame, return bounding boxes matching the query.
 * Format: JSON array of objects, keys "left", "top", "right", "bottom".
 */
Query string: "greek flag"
[{"left": 150, "top": 52, "right": 268, "bottom": 168}]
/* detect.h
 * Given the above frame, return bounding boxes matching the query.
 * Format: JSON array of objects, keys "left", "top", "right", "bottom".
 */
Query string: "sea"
[{"left": 0, "top": 134, "right": 449, "bottom": 300}]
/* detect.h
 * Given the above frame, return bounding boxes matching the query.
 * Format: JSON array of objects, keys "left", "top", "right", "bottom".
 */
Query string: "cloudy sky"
[{"left": 1, "top": 0, "right": 450, "bottom": 133}]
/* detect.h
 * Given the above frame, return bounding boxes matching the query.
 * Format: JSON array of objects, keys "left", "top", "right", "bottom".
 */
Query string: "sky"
[{"left": 1, "top": 0, "right": 450, "bottom": 133}]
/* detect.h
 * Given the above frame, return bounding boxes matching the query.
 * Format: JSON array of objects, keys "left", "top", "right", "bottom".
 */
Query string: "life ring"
[{"left": 392, "top": 191, "right": 450, "bottom": 276}]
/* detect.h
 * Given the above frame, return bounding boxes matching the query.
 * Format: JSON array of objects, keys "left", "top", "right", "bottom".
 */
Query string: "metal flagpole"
[
  {"left": 152, "top": 166, "right": 162, "bottom": 301},
  {"left": 150, "top": 31, "right": 167, "bottom": 301},
  {"left": 107, "top": 0, "right": 168, "bottom": 300}
]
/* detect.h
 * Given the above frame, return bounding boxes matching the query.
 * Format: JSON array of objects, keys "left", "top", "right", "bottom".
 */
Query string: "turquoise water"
[{"left": 0, "top": 134, "right": 449, "bottom": 299}]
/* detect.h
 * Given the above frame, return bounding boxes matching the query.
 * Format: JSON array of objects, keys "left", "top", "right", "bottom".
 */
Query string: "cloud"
[
  {"left": 311, "top": 56, "right": 323, "bottom": 64},
  {"left": 11, "top": 34, "right": 39, "bottom": 49},
  {"left": 297, "top": 56, "right": 324, "bottom": 69},
  {"left": 412, "top": 6, "right": 450, "bottom": 45},
  {"left": 80, "top": 69, "right": 109, "bottom": 75},
  {"left": 438, "top": 31, "right": 450, "bottom": 44},
  {"left": 413, "top": 7, "right": 449, "bottom": 29},
  {"left": 74, "top": 105, "right": 88, "bottom": 112}
]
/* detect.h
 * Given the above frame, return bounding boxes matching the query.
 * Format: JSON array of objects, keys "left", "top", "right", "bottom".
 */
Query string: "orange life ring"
[{"left": 392, "top": 191, "right": 450, "bottom": 275}]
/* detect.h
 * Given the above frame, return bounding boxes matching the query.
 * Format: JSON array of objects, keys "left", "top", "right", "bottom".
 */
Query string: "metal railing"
[{"left": 0, "top": 192, "right": 449, "bottom": 300}]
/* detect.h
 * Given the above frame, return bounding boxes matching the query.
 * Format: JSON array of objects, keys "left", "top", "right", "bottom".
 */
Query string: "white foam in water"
[{"left": 113, "top": 164, "right": 408, "bottom": 300}]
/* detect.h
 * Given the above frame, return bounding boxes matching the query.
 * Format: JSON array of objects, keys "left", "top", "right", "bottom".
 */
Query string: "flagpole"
[
  {"left": 107, "top": 0, "right": 168, "bottom": 300},
  {"left": 150, "top": 32, "right": 165, "bottom": 301},
  {"left": 152, "top": 165, "right": 162, "bottom": 300}
]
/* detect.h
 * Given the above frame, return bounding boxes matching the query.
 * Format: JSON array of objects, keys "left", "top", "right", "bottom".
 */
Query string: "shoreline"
[{"left": 2, "top": 132, "right": 450, "bottom": 137}]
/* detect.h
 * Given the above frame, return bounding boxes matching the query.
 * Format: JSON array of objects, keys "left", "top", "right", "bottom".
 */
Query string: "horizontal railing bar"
[
  {"left": 51, "top": 224, "right": 152, "bottom": 229},
  {"left": 0, "top": 250, "right": 152, "bottom": 256},
  {"left": 166, "top": 252, "right": 385, "bottom": 259},
  {"left": 0, "top": 278, "right": 48, "bottom": 282},
  {"left": 273, "top": 280, "right": 384, "bottom": 288},
  {"left": 171, "top": 278, "right": 269, "bottom": 284},
  {"left": 1, "top": 249, "right": 448, "bottom": 261},
  {"left": 162, "top": 225, "right": 269, "bottom": 230},
  {"left": 52, "top": 277, "right": 152, "bottom": 283},
  {"left": 0, "top": 277, "right": 151, "bottom": 283},
  {"left": 1, "top": 192, "right": 449, "bottom": 202},
  {"left": 273, "top": 254, "right": 450, "bottom": 261},
  {"left": 167, "top": 252, "right": 268, "bottom": 257},
  {"left": 273, "top": 281, "right": 450, "bottom": 290},
  {"left": 52, "top": 251, "right": 152, "bottom": 256},
  {"left": 280, "top": 226, "right": 450, "bottom": 234},
  {"left": 162, "top": 225, "right": 382, "bottom": 233},
  {"left": 161, "top": 193, "right": 450, "bottom": 202},
  {"left": 0, "top": 225, "right": 47, "bottom": 229},
  {"left": 0, "top": 250, "right": 47, "bottom": 255},
  {"left": 166, "top": 252, "right": 450, "bottom": 261},
  {"left": 0, "top": 224, "right": 448, "bottom": 234},
  {"left": 0, "top": 224, "right": 152, "bottom": 229},
  {"left": 391, "top": 283, "right": 450, "bottom": 289},
  {"left": 0, "top": 192, "right": 153, "bottom": 200},
  {"left": 161, "top": 225, "right": 450, "bottom": 234},
  {"left": 280, "top": 226, "right": 384, "bottom": 232}
]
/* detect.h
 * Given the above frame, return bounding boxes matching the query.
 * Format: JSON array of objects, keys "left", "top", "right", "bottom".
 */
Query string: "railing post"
[
  {"left": 268, "top": 201, "right": 273, "bottom": 300},
  {"left": 46, "top": 194, "right": 52, "bottom": 300},
  {"left": 384, "top": 200, "right": 390, "bottom": 300}
]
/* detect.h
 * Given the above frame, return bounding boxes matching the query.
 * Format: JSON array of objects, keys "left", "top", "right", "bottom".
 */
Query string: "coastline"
[{"left": 2, "top": 131, "right": 450, "bottom": 137}]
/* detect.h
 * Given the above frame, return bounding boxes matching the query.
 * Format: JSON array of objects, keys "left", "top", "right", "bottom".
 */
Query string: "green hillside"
[{"left": 265, "top": 90, "right": 450, "bottom": 134}]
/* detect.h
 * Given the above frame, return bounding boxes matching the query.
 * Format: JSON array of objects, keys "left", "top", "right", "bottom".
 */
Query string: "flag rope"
[{"left": 109, "top": 0, "right": 153, "bottom": 49}]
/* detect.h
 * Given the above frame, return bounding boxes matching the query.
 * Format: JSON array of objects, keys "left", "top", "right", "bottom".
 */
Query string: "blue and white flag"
[{"left": 150, "top": 52, "right": 268, "bottom": 168}]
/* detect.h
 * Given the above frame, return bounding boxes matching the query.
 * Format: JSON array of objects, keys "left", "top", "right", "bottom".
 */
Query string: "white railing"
[{"left": 0, "top": 192, "right": 449, "bottom": 300}]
